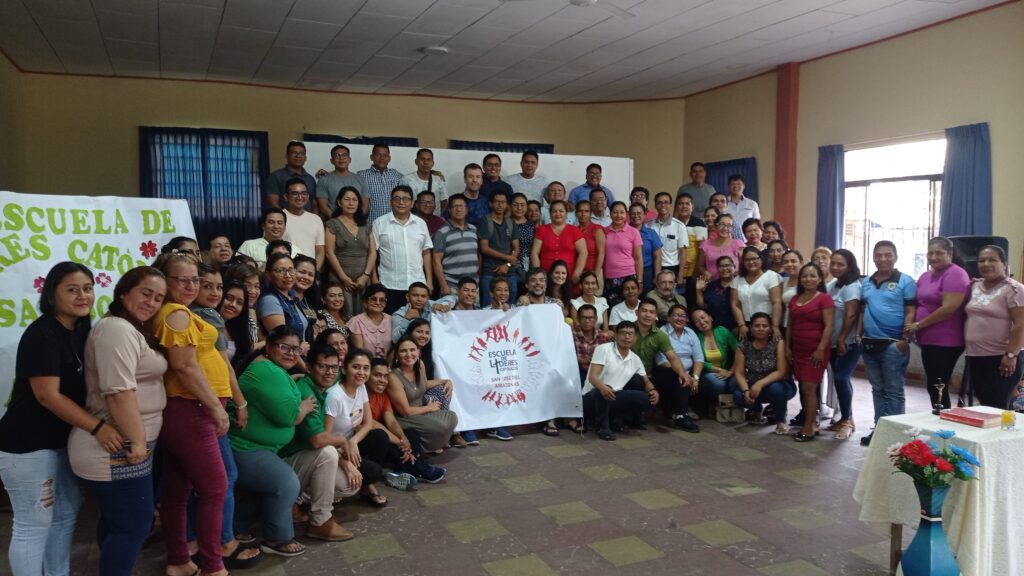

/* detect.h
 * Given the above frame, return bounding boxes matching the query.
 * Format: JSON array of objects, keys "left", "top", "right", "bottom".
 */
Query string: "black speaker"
[{"left": 949, "top": 235, "right": 1009, "bottom": 278}]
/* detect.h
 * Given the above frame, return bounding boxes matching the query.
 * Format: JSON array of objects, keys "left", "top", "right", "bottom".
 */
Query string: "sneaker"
[
  {"left": 306, "top": 518, "right": 354, "bottom": 542},
  {"left": 461, "top": 430, "right": 480, "bottom": 445},
  {"left": 596, "top": 428, "right": 617, "bottom": 441},
  {"left": 488, "top": 427, "right": 513, "bottom": 441},
  {"left": 674, "top": 415, "right": 701, "bottom": 433},
  {"left": 384, "top": 472, "right": 418, "bottom": 492},
  {"left": 414, "top": 462, "right": 446, "bottom": 484},
  {"left": 860, "top": 432, "right": 874, "bottom": 446},
  {"left": 450, "top": 433, "right": 468, "bottom": 448}
]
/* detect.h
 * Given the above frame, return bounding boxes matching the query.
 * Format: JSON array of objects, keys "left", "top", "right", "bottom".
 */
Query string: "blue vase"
[{"left": 900, "top": 483, "right": 960, "bottom": 576}]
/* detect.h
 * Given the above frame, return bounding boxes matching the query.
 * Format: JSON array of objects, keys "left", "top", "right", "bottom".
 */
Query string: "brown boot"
[
  {"left": 292, "top": 504, "right": 308, "bottom": 524},
  {"left": 306, "top": 517, "right": 354, "bottom": 542}
]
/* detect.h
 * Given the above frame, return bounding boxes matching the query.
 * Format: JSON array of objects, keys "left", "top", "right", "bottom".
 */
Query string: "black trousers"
[
  {"left": 920, "top": 344, "right": 964, "bottom": 409},
  {"left": 357, "top": 428, "right": 403, "bottom": 484},
  {"left": 965, "top": 354, "right": 1024, "bottom": 409},
  {"left": 653, "top": 365, "right": 692, "bottom": 417},
  {"left": 584, "top": 374, "right": 649, "bottom": 430}
]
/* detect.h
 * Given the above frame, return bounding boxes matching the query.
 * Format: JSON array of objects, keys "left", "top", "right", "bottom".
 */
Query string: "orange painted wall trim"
[{"left": 773, "top": 63, "right": 799, "bottom": 238}]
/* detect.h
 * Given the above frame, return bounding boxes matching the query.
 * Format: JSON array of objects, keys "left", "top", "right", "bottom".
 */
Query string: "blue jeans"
[
  {"left": 830, "top": 343, "right": 861, "bottom": 421},
  {"left": 701, "top": 371, "right": 737, "bottom": 396},
  {"left": 233, "top": 450, "right": 300, "bottom": 542},
  {"left": 82, "top": 476, "right": 154, "bottom": 576},
  {"left": 479, "top": 273, "right": 518, "bottom": 308},
  {"left": 732, "top": 380, "right": 797, "bottom": 424},
  {"left": 187, "top": 434, "right": 237, "bottom": 544},
  {"left": 0, "top": 449, "right": 82, "bottom": 576},
  {"left": 862, "top": 342, "right": 910, "bottom": 422}
]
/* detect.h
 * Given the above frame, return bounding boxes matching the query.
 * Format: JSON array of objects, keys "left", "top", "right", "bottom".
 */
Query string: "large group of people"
[{"left": 1, "top": 143, "right": 1021, "bottom": 576}]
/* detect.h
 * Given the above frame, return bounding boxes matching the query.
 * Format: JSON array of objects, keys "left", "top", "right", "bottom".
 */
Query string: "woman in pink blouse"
[
  {"left": 602, "top": 201, "right": 643, "bottom": 307},
  {"left": 696, "top": 213, "right": 746, "bottom": 282},
  {"left": 904, "top": 237, "right": 970, "bottom": 409},
  {"left": 963, "top": 245, "right": 1024, "bottom": 409}
]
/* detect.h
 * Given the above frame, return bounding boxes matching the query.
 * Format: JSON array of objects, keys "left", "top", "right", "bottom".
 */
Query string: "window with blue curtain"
[
  {"left": 139, "top": 127, "right": 268, "bottom": 248},
  {"left": 449, "top": 140, "right": 555, "bottom": 154},
  {"left": 704, "top": 156, "right": 758, "bottom": 201},
  {"left": 303, "top": 133, "right": 419, "bottom": 148}
]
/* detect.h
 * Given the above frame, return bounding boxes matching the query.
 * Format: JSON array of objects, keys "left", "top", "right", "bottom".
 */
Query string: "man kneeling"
[{"left": 583, "top": 321, "right": 660, "bottom": 440}]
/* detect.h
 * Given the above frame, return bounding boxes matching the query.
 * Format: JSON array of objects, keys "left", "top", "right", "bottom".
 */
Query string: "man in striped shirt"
[
  {"left": 432, "top": 194, "right": 480, "bottom": 296},
  {"left": 357, "top": 143, "right": 404, "bottom": 223}
]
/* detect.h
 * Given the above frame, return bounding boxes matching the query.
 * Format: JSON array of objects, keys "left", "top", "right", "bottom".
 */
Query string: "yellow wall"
[
  {"left": 1, "top": 68, "right": 686, "bottom": 199},
  {"left": 796, "top": 1, "right": 1024, "bottom": 255},
  {"left": 684, "top": 73, "right": 777, "bottom": 216}
]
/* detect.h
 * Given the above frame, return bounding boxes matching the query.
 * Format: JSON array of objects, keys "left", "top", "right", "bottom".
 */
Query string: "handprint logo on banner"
[{"left": 466, "top": 322, "right": 545, "bottom": 408}]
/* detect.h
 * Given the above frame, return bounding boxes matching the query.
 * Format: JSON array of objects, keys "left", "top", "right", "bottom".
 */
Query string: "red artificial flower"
[
  {"left": 935, "top": 458, "right": 954, "bottom": 473},
  {"left": 900, "top": 440, "right": 936, "bottom": 467},
  {"left": 140, "top": 241, "right": 158, "bottom": 259}
]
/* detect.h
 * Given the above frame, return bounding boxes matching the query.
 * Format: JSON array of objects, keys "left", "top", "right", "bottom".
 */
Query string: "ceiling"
[{"left": 0, "top": 0, "right": 1005, "bottom": 103}]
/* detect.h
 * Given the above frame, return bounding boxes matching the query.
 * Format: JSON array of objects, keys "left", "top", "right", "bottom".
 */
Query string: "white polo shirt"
[
  {"left": 584, "top": 341, "right": 646, "bottom": 394},
  {"left": 648, "top": 216, "right": 689, "bottom": 268},
  {"left": 282, "top": 209, "right": 325, "bottom": 259},
  {"left": 372, "top": 212, "right": 433, "bottom": 291},
  {"left": 402, "top": 172, "right": 448, "bottom": 203},
  {"left": 235, "top": 236, "right": 300, "bottom": 268}
]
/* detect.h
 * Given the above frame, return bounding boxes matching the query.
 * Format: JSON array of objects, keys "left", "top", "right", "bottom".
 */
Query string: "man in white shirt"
[
  {"left": 726, "top": 175, "right": 760, "bottom": 239},
  {"left": 372, "top": 185, "right": 434, "bottom": 313},
  {"left": 585, "top": 321, "right": 659, "bottom": 441},
  {"left": 281, "top": 178, "right": 326, "bottom": 270},
  {"left": 589, "top": 188, "right": 612, "bottom": 226},
  {"left": 504, "top": 150, "right": 549, "bottom": 204},
  {"left": 402, "top": 148, "right": 448, "bottom": 210},
  {"left": 236, "top": 207, "right": 299, "bottom": 269},
  {"left": 649, "top": 192, "right": 689, "bottom": 289}
]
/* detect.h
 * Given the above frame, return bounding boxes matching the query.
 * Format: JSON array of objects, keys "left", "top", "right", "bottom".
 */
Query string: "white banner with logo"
[
  {"left": 431, "top": 304, "right": 583, "bottom": 431},
  {"left": 0, "top": 191, "right": 195, "bottom": 416}
]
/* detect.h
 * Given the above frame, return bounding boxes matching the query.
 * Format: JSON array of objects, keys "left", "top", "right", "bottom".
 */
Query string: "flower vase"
[{"left": 900, "top": 483, "right": 960, "bottom": 576}]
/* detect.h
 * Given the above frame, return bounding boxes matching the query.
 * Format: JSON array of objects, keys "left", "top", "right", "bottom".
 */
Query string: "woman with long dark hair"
[
  {"left": 0, "top": 262, "right": 112, "bottom": 576},
  {"left": 324, "top": 186, "right": 377, "bottom": 318},
  {"left": 732, "top": 312, "right": 795, "bottom": 435},
  {"left": 786, "top": 264, "right": 834, "bottom": 441},
  {"left": 218, "top": 282, "right": 255, "bottom": 370},
  {"left": 69, "top": 267, "right": 169, "bottom": 576},
  {"left": 827, "top": 249, "right": 862, "bottom": 440}
]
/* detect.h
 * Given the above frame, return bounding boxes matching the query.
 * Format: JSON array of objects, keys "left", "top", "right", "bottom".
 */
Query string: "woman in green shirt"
[
  {"left": 692, "top": 308, "right": 739, "bottom": 404},
  {"left": 229, "top": 326, "right": 317, "bottom": 558}
]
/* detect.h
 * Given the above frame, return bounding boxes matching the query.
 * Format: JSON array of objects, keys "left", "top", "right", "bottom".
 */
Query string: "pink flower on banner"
[
  {"left": 33, "top": 276, "right": 45, "bottom": 293},
  {"left": 140, "top": 241, "right": 158, "bottom": 259},
  {"left": 95, "top": 273, "right": 112, "bottom": 288}
]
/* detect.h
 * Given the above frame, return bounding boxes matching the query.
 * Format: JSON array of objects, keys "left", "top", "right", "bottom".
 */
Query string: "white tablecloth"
[{"left": 853, "top": 408, "right": 1022, "bottom": 576}]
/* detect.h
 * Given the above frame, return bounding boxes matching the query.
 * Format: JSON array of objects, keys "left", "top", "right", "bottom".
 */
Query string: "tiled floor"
[{"left": 1, "top": 377, "right": 935, "bottom": 575}]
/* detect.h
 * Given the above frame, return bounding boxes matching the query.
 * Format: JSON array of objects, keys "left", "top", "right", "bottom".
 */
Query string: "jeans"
[
  {"left": 160, "top": 397, "right": 227, "bottom": 572},
  {"left": 584, "top": 374, "right": 651, "bottom": 430},
  {"left": 920, "top": 344, "right": 964, "bottom": 409},
  {"left": 479, "top": 273, "right": 518, "bottom": 308},
  {"left": 701, "top": 371, "right": 736, "bottom": 396},
  {"left": 862, "top": 342, "right": 911, "bottom": 422},
  {"left": 82, "top": 475, "right": 154, "bottom": 576},
  {"left": 233, "top": 450, "right": 300, "bottom": 542},
  {"left": 732, "top": 380, "right": 797, "bottom": 424},
  {"left": 653, "top": 365, "right": 692, "bottom": 417},
  {"left": 0, "top": 448, "right": 82, "bottom": 576},
  {"left": 830, "top": 343, "right": 861, "bottom": 421},
  {"left": 187, "top": 433, "right": 237, "bottom": 545}
]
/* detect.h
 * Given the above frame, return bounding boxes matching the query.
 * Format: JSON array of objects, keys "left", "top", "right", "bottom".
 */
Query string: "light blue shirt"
[
  {"left": 655, "top": 326, "right": 704, "bottom": 371},
  {"left": 861, "top": 271, "right": 916, "bottom": 339},
  {"left": 568, "top": 184, "right": 615, "bottom": 206}
]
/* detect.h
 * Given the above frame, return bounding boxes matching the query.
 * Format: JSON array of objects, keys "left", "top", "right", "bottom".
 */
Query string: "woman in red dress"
[
  {"left": 531, "top": 200, "right": 587, "bottom": 285},
  {"left": 786, "top": 263, "right": 834, "bottom": 442},
  {"left": 574, "top": 200, "right": 606, "bottom": 292}
]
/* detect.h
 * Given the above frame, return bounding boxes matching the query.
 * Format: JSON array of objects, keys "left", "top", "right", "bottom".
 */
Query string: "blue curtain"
[
  {"left": 705, "top": 157, "right": 758, "bottom": 201},
  {"left": 449, "top": 140, "right": 554, "bottom": 154},
  {"left": 814, "top": 144, "right": 845, "bottom": 249},
  {"left": 303, "top": 133, "right": 418, "bottom": 148},
  {"left": 139, "top": 127, "right": 268, "bottom": 247},
  {"left": 939, "top": 122, "right": 992, "bottom": 236}
]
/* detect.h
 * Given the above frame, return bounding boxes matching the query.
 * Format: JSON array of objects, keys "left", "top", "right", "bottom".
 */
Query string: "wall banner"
[
  {"left": 431, "top": 304, "right": 583, "bottom": 431},
  {"left": 0, "top": 191, "right": 195, "bottom": 416}
]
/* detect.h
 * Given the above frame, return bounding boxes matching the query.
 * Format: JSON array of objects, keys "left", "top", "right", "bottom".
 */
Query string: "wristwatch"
[{"left": 1006, "top": 352, "right": 1018, "bottom": 359}]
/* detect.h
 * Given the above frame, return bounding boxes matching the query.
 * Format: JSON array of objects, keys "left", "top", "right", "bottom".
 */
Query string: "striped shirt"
[
  {"left": 357, "top": 166, "right": 404, "bottom": 223},
  {"left": 432, "top": 221, "right": 479, "bottom": 288}
]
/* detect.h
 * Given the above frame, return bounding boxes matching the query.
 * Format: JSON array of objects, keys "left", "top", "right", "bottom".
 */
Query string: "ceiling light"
[{"left": 421, "top": 46, "right": 450, "bottom": 56}]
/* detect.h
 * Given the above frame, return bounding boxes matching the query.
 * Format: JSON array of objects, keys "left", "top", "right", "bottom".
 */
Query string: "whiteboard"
[{"left": 303, "top": 142, "right": 633, "bottom": 202}]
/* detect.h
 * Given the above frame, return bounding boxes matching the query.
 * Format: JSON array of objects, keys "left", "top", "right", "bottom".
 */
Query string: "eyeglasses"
[
  {"left": 670, "top": 314, "right": 688, "bottom": 320},
  {"left": 392, "top": 196, "right": 412, "bottom": 203},
  {"left": 288, "top": 190, "right": 309, "bottom": 197},
  {"left": 368, "top": 296, "right": 387, "bottom": 303},
  {"left": 288, "top": 152, "right": 306, "bottom": 158},
  {"left": 275, "top": 343, "right": 302, "bottom": 355},
  {"left": 742, "top": 257, "right": 762, "bottom": 262},
  {"left": 273, "top": 267, "right": 296, "bottom": 275},
  {"left": 315, "top": 363, "right": 340, "bottom": 372},
  {"left": 167, "top": 276, "right": 201, "bottom": 287}
]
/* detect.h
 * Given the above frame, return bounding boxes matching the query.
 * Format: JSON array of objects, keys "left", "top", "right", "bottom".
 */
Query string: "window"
[
  {"left": 842, "top": 139, "right": 946, "bottom": 277},
  {"left": 140, "top": 127, "right": 268, "bottom": 247},
  {"left": 449, "top": 140, "right": 554, "bottom": 154}
]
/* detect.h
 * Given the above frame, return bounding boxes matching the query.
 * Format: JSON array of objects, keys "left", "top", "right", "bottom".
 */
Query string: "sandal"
[
  {"left": 260, "top": 540, "right": 306, "bottom": 558},
  {"left": 360, "top": 488, "right": 388, "bottom": 507},
  {"left": 567, "top": 420, "right": 585, "bottom": 434},
  {"left": 774, "top": 422, "right": 789, "bottom": 435},
  {"left": 223, "top": 542, "right": 262, "bottom": 570},
  {"left": 834, "top": 421, "right": 855, "bottom": 440},
  {"left": 542, "top": 422, "right": 560, "bottom": 436},
  {"left": 793, "top": 432, "right": 816, "bottom": 443}
]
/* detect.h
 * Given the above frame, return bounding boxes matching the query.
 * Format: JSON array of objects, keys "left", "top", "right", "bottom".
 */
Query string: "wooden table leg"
[{"left": 890, "top": 523, "right": 902, "bottom": 575}]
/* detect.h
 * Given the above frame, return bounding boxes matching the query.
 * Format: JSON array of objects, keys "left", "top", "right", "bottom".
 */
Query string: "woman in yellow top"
[{"left": 148, "top": 252, "right": 233, "bottom": 576}]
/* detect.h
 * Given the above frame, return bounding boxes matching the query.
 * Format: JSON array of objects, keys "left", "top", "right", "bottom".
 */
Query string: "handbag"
[{"left": 860, "top": 337, "right": 894, "bottom": 355}]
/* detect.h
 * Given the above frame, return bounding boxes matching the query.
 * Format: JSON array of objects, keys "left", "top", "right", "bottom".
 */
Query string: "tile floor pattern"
[{"left": 0, "top": 378, "right": 936, "bottom": 575}]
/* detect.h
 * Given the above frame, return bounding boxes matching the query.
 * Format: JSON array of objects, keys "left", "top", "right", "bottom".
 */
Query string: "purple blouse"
[{"left": 914, "top": 264, "right": 970, "bottom": 347}]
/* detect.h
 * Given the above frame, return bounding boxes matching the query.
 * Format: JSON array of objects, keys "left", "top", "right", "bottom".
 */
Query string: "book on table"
[{"left": 938, "top": 407, "right": 1002, "bottom": 428}]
